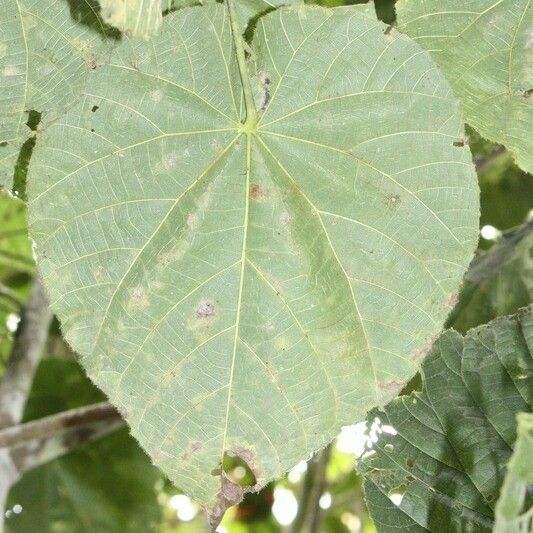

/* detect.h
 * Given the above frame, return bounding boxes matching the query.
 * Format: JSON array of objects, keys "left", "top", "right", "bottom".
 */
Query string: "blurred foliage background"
[{"left": 1, "top": 0, "right": 532, "bottom": 531}]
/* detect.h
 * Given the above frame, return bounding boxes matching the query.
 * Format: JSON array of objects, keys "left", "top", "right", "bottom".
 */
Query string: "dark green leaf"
[{"left": 361, "top": 305, "right": 533, "bottom": 532}]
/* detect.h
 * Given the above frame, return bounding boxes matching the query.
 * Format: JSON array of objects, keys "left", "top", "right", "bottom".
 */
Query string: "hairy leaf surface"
[
  {"left": 28, "top": 4, "right": 479, "bottom": 510},
  {"left": 362, "top": 306, "right": 533, "bottom": 532},
  {"left": 0, "top": 0, "right": 115, "bottom": 192},
  {"left": 396, "top": 0, "right": 533, "bottom": 173}
]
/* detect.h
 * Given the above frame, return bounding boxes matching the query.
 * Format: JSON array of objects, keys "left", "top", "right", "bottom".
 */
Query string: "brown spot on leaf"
[
  {"left": 187, "top": 213, "right": 198, "bottom": 230},
  {"left": 81, "top": 48, "right": 98, "bottom": 70},
  {"left": 379, "top": 380, "right": 404, "bottom": 395},
  {"left": 208, "top": 474, "right": 244, "bottom": 531},
  {"left": 259, "top": 71, "right": 271, "bottom": 111},
  {"left": 447, "top": 292, "right": 458, "bottom": 308},
  {"left": 230, "top": 446, "right": 257, "bottom": 473},
  {"left": 93, "top": 265, "right": 106, "bottom": 283},
  {"left": 130, "top": 286, "right": 148, "bottom": 309},
  {"left": 410, "top": 335, "right": 437, "bottom": 363},
  {"left": 181, "top": 441, "right": 204, "bottom": 461},
  {"left": 157, "top": 240, "right": 190, "bottom": 268},
  {"left": 196, "top": 301, "right": 215, "bottom": 318},
  {"left": 386, "top": 194, "right": 401, "bottom": 207},
  {"left": 161, "top": 368, "right": 180, "bottom": 388},
  {"left": 249, "top": 183, "right": 269, "bottom": 201}
]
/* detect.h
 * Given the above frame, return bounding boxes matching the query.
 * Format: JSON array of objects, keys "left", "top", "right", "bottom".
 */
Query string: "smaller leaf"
[
  {"left": 396, "top": 0, "right": 533, "bottom": 173},
  {"left": 98, "top": 0, "right": 163, "bottom": 40},
  {"left": 494, "top": 412, "right": 533, "bottom": 533},
  {"left": 361, "top": 305, "right": 533, "bottom": 532}
]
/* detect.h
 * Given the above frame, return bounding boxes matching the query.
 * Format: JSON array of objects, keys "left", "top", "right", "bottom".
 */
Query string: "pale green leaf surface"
[
  {"left": 494, "top": 412, "right": 533, "bottom": 533},
  {"left": 28, "top": 4, "right": 479, "bottom": 510},
  {"left": 396, "top": 0, "right": 533, "bottom": 173},
  {"left": 0, "top": 0, "right": 115, "bottom": 191},
  {"left": 361, "top": 306, "right": 533, "bottom": 532},
  {"left": 169, "top": 0, "right": 306, "bottom": 37},
  {"left": 215, "top": 0, "right": 304, "bottom": 30},
  {"left": 99, "top": 0, "right": 305, "bottom": 41},
  {"left": 98, "top": 0, "right": 163, "bottom": 40}
]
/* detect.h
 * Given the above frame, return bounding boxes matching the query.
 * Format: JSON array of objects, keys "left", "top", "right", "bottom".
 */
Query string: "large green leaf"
[
  {"left": 396, "top": 0, "right": 533, "bottom": 173},
  {"left": 494, "top": 412, "right": 533, "bottom": 533},
  {"left": 27, "top": 4, "right": 479, "bottom": 512},
  {"left": 361, "top": 305, "right": 533, "bottom": 532},
  {"left": 0, "top": 0, "right": 116, "bottom": 192},
  {"left": 6, "top": 359, "right": 162, "bottom": 533}
]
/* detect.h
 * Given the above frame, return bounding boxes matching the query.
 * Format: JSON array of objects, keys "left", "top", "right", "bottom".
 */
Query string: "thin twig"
[
  {"left": 291, "top": 445, "right": 332, "bottom": 533},
  {"left": 0, "top": 402, "right": 122, "bottom": 449},
  {"left": 0, "top": 275, "right": 52, "bottom": 429},
  {"left": 7, "top": 403, "right": 125, "bottom": 473},
  {"left": 0, "top": 274, "right": 52, "bottom": 532}
]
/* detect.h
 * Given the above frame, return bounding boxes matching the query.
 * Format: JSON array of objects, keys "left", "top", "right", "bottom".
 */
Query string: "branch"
[
  {"left": 291, "top": 444, "right": 331, "bottom": 533},
  {"left": 0, "top": 275, "right": 52, "bottom": 429},
  {"left": 466, "top": 221, "right": 532, "bottom": 284},
  {"left": 5, "top": 402, "right": 125, "bottom": 473},
  {"left": 0, "top": 403, "right": 124, "bottom": 533},
  {"left": 0, "top": 274, "right": 52, "bottom": 532},
  {"left": 473, "top": 144, "right": 506, "bottom": 174},
  {"left": 0, "top": 402, "right": 122, "bottom": 448},
  {"left": 0, "top": 402, "right": 122, "bottom": 449}
]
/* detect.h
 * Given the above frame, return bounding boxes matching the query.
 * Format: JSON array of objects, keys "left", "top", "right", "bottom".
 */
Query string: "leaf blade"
[
  {"left": 27, "top": 4, "right": 480, "bottom": 509},
  {"left": 396, "top": 0, "right": 533, "bottom": 173},
  {"left": 98, "top": 0, "right": 163, "bottom": 40},
  {"left": 361, "top": 306, "right": 533, "bottom": 532}
]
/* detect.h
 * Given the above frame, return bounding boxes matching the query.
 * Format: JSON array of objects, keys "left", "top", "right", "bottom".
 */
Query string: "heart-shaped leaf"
[
  {"left": 28, "top": 4, "right": 479, "bottom": 515},
  {"left": 0, "top": 0, "right": 116, "bottom": 192},
  {"left": 396, "top": 0, "right": 533, "bottom": 173},
  {"left": 361, "top": 305, "right": 533, "bottom": 532}
]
